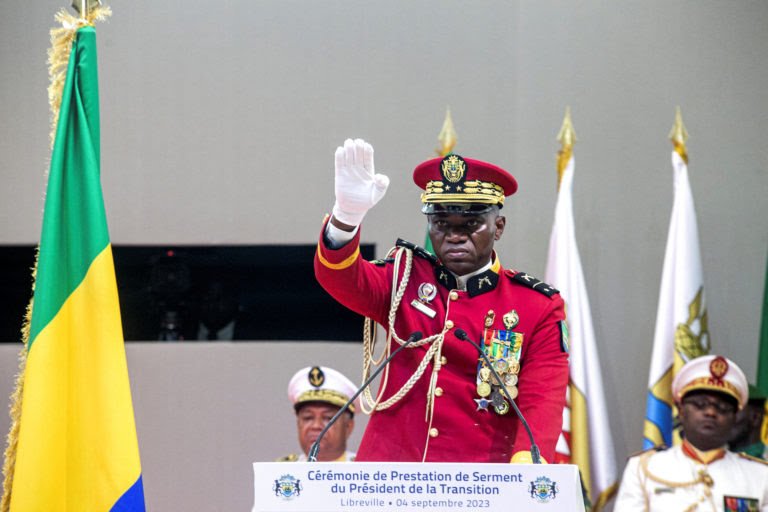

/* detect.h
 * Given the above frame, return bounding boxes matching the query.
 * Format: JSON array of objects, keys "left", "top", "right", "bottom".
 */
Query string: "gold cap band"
[
  {"left": 295, "top": 389, "right": 354, "bottom": 413},
  {"left": 421, "top": 179, "right": 505, "bottom": 205},
  {"left": 679, "top": 378, "right": 742, "bottom": 405}
]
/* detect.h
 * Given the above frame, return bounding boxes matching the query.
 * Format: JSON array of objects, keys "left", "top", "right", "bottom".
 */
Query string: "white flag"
[{"left": 545, "top": 153, "right": 617, "bottom": 510}]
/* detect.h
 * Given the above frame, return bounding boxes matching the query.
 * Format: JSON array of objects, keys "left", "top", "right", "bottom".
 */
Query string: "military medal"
[
  {"left": 491, "top": 389, "right": 505, "bottom": 409},
  {"left": 503, "top": 310, "right": 519, "bottom": 329},
  {"left": 473, "top": 311, "right": 525, "bottom": 417},
  {"left": 484, "top": 310, "right": 495, "bottom": 327},
  {"left": 410, "top": 282, "right": 437, "bottom": 318},
  {"left": 474, "top": 398, "right": 490, "bottom": 411},
  {"left": 418, "top": 282, "right": 437, "bottom": 302},
  {"left": 491, "top": 389, "right": 510, "bottom": 415}
]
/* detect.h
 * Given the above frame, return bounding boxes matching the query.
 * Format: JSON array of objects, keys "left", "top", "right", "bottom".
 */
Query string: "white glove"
[{"left": 331, "top": 138, "right": 390, "bottom": 226}]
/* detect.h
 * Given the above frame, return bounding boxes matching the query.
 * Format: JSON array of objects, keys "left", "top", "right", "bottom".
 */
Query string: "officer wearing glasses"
[{"left": 615, "top": 355, "right": 768, "bottom": 511}]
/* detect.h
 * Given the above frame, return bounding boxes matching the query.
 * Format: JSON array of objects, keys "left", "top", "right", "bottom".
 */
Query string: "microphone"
[
  {"left": 454, "top": 328, "right": 542, "bottom": 464},
  {"left": 308, "top": 331, "right": 424, "bottom": 462}
]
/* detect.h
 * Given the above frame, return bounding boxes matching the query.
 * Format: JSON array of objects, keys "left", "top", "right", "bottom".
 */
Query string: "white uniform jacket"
[{"left": 615, "top": 445, "right": 768, "bottom": 512}]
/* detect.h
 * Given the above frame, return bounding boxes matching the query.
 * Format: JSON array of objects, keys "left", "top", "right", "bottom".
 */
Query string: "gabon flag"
[{"left": 1, "top": 7, "right": 146, "bottom": 511}]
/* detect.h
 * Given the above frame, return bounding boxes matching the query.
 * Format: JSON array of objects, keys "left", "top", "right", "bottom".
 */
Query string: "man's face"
[
  {"left": 679, "top": 390, "right": 738, "bottom": 451},
  {"left": 296, "top": 402, "right": 354, "bottom": 461},
  {"left": 729, "top": 401, "right": 763, "bottom": 448},
  {"left": 427, "top": 210, "right": 506, "bottom": 276}
]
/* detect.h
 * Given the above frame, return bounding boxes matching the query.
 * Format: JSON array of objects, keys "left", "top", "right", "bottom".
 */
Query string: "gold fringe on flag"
[
  {"left": 0, "top": 6, "right": 110, "bottom": 511},
  {"left": 48, "top": 5, "right": 112, "bottom": 147}
]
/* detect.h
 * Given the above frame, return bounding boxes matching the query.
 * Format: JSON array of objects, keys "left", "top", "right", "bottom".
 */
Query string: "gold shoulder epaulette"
[
  {"left": 737, "top": 452, "right": 768, "bottom": 465},
  {"left": 275, "top": 453, "right": 300, "bottom": 462}
]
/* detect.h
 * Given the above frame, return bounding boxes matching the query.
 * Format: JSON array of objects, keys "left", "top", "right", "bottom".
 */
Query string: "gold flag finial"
[
  {"left": 436, "top": 106, "right": 458, "bottom": 157},
  {"left": 669, "top": 106, "right": 689, "bottom": 164},
  {"left": 556, "top": 106, "right": 577, "bottom": 188}
]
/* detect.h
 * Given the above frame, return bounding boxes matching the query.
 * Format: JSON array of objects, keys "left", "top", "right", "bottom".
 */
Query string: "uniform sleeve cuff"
[
  {"left": 326, "top": 220, "right": 359, "bottom": 248},
  {"left": 317, "top": 215, "right": 362, "bottom": 270}
]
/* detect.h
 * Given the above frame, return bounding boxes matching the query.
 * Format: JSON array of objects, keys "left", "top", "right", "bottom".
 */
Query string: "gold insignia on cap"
[
  {"left": 709, "top": 356, "right": 728, "bottom": 380},
  {"left": 441, "top": 155, "right": 466, "bottom": 183},
  {"left": 308, "top": 366, "right": 325, "bottom": 388}
]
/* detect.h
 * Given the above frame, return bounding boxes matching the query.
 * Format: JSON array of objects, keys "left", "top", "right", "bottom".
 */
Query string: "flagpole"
[{"left": 72, "top": 0, "right": 102, "bottom": 18}]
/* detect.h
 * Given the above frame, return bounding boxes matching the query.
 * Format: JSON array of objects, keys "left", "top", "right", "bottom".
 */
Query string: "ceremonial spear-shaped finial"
[
  {"left": 436, "top": 106, "right": 458, "bottom": 157},
  {"left": 556, "top": 106, "right": 577, "bottom": 189},
  {"left": 669, "top": 106, "right": 689, "bottom": 164}
]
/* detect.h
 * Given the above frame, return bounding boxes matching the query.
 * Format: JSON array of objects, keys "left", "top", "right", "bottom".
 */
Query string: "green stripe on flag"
[
  {"left": 423, "top": 233, "right": 434, "bottom": 255},
  {"left": 28, "top": 27, "right": 109, "bottom": 348},
  {"left": 757, "top": 254, "right": 768, "bottom": 394}
]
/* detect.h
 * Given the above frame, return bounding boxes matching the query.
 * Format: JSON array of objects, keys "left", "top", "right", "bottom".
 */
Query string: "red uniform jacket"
[{"left": 315, "top": 220, "right": 568, "bottom": 463}]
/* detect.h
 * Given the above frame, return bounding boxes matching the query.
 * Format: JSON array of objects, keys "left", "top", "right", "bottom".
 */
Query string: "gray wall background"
[{"left": 1, "top": 1, "right": 767, "bottom": 510}]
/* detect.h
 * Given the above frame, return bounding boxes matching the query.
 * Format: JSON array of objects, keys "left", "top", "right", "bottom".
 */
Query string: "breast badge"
[{"left": 410, "top": 282, "right": 438, "bottom": 318}]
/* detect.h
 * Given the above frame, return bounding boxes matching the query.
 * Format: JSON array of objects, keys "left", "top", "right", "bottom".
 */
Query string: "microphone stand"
[
  {"left": 308, "top": 331, "right": 424, "bottom": 462},
  {"left": 454, "top": 328, "right": 542, "bottom": 464}
]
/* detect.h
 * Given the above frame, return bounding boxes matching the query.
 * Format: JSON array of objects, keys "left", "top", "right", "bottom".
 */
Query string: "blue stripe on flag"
[
  {"left": 111, "top": 475, "right": 146, "bottom": 512},
  {"left": 643, "top": 392, "right": 673, "bottom": 449}
]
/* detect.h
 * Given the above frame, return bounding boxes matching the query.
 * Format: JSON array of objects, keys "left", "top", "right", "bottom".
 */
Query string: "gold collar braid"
[{"left": 638, "top": 451, "right": 716, "bottom": 512}]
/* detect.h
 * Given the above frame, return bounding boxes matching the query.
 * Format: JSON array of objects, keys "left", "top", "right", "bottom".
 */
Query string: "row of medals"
[{"left": 475, "top": 309, "right": 520, "bottom": 415}]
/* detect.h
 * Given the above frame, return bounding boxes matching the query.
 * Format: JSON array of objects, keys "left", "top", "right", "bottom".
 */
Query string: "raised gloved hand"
[{"left": 331, "top": 138, "right": 390, "bottom": 227}]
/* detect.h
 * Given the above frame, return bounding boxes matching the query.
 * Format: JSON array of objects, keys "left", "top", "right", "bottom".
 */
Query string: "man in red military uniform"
[{"left": 315, "top": 138, "right": 569, "bottom": 463}]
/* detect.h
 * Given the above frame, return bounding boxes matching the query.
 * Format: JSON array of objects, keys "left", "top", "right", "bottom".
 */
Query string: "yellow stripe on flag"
[
  {"left": 11, "top": 246, "right": 141, "bottom": 510},
  {"left": 642, "top": 421, "right": 666, "bottom": 449}
]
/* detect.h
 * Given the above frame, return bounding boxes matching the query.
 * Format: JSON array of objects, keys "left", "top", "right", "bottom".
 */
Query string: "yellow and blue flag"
[{"left": 6, "top": 22, "right": 145, "bottom": 511}]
